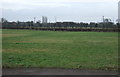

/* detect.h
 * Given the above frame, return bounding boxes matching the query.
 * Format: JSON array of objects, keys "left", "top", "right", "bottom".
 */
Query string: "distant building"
[
  {"left": 102, "top": 16, "right": 111, "bottom": 23},
  {"left": 118, "top": 1, "right": 120, "bottom": 23},
  {"left": 42, "top": 16, "right": 47, "bottom": 24}
]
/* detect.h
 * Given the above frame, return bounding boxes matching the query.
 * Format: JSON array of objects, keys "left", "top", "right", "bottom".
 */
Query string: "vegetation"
[
  {"left": 2, "top": 29, "right": 118, "bottom": 70},
  {"left": 1, "top": 18, "right": 119, "bottom": 32}
]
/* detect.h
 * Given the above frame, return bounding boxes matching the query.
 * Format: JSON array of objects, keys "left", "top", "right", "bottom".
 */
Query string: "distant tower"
[
  {"left": 118, "top": 1, "right": 120, "bottom": 23},
  {"left": 55, "top": 16, "right": 57, "bottom": 22},
  {"left": 103, "top": 16, "right": 105, "bottom": 22},
  {"left": 34, "top": 17, "right": 36, "bottom": 23},
  {"left": 42, "top": 16, "right": 47, "bottom": 24}
]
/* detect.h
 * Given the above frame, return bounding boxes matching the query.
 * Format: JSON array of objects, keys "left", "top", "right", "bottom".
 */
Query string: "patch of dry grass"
[{"left": 2, "top": 34, "right": 28, "bottom": 37}]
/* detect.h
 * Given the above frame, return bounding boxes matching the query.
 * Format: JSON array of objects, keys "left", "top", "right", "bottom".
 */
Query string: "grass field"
[{"left": 2, "top": 29, "right": 118, "bottom": 70}]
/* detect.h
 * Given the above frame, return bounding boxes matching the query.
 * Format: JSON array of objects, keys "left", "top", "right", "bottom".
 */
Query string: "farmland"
[{"left": 2, "top": 29, "right": 118, "bottom": 70}]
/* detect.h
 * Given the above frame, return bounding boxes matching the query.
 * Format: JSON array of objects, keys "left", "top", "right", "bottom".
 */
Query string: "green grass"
[{"left": 2, "top": 29, "right": 118, "bottom": 70}]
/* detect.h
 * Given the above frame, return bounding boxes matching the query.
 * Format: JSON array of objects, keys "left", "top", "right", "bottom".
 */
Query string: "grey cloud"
[{"left": 2, "top": 1, "right": 118, "bottom": 23}]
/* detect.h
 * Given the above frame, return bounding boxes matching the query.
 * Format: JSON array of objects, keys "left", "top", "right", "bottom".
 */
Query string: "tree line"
[{"left": 1, "top": 18, "right": 120, "bottom": 32}]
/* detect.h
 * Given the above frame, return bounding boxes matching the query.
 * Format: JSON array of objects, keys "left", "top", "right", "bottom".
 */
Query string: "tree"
[
  {"left": 89, "top": 22, "right": 96, "bottom": 29},
  {"left": 1, "top": 18, "right": 7, "bottom": 23}
]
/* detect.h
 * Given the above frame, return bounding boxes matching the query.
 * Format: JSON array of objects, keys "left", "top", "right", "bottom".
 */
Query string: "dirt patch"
[
  {"left": 11, "top": 38, "right": 73, "bottom": 44},
  {"left": 2, "top": 34, "right": 28, "bottom": 37}
]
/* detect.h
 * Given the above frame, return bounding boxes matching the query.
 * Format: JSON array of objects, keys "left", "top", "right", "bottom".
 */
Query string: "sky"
[{"left": 1, "top": 0, "right": 119, "bottom": 23}]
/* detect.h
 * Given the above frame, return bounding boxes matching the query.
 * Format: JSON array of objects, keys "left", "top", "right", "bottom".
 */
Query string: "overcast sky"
[{"left": 1, "top": 0, "right": 119, "bottom": 23}]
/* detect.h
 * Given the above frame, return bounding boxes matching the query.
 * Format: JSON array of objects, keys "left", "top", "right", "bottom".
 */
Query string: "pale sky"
[{"left": 1, "top": 0, "right": 119, "bottom": 23}]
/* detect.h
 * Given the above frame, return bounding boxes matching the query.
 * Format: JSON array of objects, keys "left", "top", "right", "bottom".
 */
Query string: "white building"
[
  {"left": 118, "top": 1, "right": 120, "bottom": 23},
  {"left": 42, "top": 16, "right": 47, "bottom": 24}
]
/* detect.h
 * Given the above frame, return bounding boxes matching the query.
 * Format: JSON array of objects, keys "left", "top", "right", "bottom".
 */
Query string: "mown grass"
[{"left": 2, "top": 29, "right": 118, "bottom": 70}]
